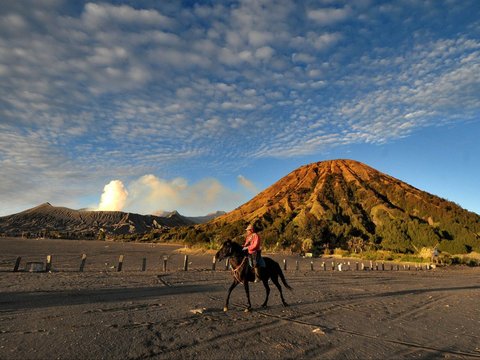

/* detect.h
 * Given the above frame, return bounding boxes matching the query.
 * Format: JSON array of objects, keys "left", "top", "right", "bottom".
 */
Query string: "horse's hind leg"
[
  {"left": 271, "top": 275, "right": 288, "bottom": 307},
  {"left": 261, "top": 279, "right": 270, "bottom": 308},
  {"left": 224, "top": 280, "right": 239, "bottom": 312}
]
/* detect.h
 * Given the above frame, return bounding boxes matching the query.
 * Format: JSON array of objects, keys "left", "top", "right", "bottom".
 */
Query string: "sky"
[{"left": 0, "top": 0, "right": 479, "bottom": 217}]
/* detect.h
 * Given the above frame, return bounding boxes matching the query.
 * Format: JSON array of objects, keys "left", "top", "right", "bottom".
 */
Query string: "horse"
[{"left": 215, "top": 240, "right": 292, "bottom": 312}]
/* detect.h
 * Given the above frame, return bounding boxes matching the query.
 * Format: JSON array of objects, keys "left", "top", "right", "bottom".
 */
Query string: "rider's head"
[{"left": 246, "top": 224, "right": 254, "bottom": 233}]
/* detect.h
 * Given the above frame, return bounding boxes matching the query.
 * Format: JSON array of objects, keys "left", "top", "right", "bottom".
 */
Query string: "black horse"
[{"left": 215, "top": 240, "right": 292, "bottom": 312}]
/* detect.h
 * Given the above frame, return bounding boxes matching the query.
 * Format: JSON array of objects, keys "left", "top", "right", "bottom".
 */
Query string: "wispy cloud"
[
  {"left": 307, "top": 6, "right": 352, "bottom": 26},
  {"left": 237, "top": 175, "right": 259, "bottom": 194}
]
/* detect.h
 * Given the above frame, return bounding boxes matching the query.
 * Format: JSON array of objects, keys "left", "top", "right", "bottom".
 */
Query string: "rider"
[{"left": 243, "top": 224, "right": 262, "bottom": 282}]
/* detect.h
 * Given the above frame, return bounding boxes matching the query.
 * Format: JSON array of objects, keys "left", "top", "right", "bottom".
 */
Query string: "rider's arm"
[{"left": 243, "top": 235, "right": 251, "bottom": 248}]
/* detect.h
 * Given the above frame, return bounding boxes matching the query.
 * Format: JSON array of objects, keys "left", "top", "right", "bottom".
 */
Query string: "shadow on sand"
[{"left": 0, "top": 283, "right": 222, "bottom": 312}]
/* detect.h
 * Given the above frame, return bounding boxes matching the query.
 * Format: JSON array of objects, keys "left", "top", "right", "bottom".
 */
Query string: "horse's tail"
[{"left": 276, "top": 262, "right": 293, "bottom": 291}]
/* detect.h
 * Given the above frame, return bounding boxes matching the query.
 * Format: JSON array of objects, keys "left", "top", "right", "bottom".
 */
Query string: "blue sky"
[{"left": 0, "top": 0, "right": 479, "bottom": 216}]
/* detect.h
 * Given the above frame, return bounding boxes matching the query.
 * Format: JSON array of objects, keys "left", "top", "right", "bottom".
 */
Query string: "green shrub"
[
  {"left": 399, "top": 254, "right": 425, "bottom": 263},
  {"left": 438, "top": 239, "right": 468, "bottom": 254},
  {"left": 466, "top": 259, "right": 478, "bottom": 267}
]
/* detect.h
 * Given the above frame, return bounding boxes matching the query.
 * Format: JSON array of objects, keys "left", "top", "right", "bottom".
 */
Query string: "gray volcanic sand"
[{"left": 1, "top": 238, "right": 480, "bottom": 359}]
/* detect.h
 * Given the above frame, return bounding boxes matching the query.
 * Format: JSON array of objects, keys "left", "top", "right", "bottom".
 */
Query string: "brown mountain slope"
[
  {"left": 190, "top": 159, "right": 480, "bottom": 255},
  {"left": 0, "top": 203, "right": 195, "bottom": 238},
  {"left": 214, "top": 159, "right": 431, "bottom": 223}
]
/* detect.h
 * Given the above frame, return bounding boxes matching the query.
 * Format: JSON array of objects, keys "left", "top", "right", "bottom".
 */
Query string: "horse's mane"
[{"left": 229, "top": 240, "right": 244, "bottom": 253}]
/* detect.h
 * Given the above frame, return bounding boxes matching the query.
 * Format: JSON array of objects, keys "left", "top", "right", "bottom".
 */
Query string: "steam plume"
[{"left": 97, "top": 180, "right": 128, "bottom": 211}]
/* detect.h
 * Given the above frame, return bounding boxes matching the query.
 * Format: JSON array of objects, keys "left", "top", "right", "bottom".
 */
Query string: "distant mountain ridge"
[
  {"left": 188, "top": 211, "right": 227, "bottom": 224},
  {"left": 155, "top": 210, "right": 225, "bottom": 224},
  {"left": 0, "top": 203, "right": 215, "bottom": 238}
]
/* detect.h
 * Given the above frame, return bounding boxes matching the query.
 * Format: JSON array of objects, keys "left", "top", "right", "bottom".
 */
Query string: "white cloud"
[
  {"left": 248, "top": 30, "right": 273, "bottom": 47},
  {"left": 97, "top": 180, "right": 129, "bottom": 211},
  {"left": 307, "top": 6, "right": 352, "bottom": 26},
  {"left": 255, "top": 46, "right": 275, "bottom": 60},
  {"left": 292, "top": 52, "right": 315, "bottom": 63},
  {"left": 2, "top": 14, "right": 28, "bottom": 31},
  {"left": 82, "top": 3, "right": 174, "bottom": 29},
  {"left": 310, "top": 32, "right": 342, "bottom": 50}
]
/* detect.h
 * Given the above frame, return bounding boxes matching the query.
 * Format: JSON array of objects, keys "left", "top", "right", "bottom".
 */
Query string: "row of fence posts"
[
  {"left": 11, "top": 254, "right": 433, "bottom": 273},
  {"left": 12, "top": 254, "right": 171, "bottom": 273},
  {"left": 280, "top": 259, "right": 433, "bottom": 271},
  {"left": 211, "top": 257, "right": 432, "bottom": 271}
]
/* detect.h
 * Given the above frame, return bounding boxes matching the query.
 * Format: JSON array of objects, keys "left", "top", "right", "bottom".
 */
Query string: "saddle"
[{"left": 246, "top": 252, "right": 266, "bottom": 268}]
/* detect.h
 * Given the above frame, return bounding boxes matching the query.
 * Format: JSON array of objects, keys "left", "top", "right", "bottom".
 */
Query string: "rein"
[{"left": 231, "top": 256, "right": 248, "bottom": 284}]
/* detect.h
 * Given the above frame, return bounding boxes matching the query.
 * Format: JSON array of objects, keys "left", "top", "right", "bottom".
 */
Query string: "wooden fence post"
[
  {"left": 45, "top": 255, "right": 52, "bottom": 272},
  {"left": 295, "top": 260, "right": 299, "bottom": 271},
  {"left": 117, "top": 255, "right": 124, "bottom": 272},
  {"left": 355, "top": 262, "right": 359, "bottom": 271},
  {"left": 361, "top": 262, "right": 365, "bottom": 271},
  {"left": 212, "top": 256, "right": 216, "bottom": 271},
  {"left": 225, "top": 258, "right": 229, "bottom": 270},
  {"left": 163, "top": 256, "right": 168, "bottom": 272},
  {"left": 13, "top": 257, "right": 22, "bottom": 272},
  {"left": 79, "top": 254, "right": 87, "bottom": 272},
  {"left": 331, "top": 261, "right": 335, "bottom": 271},
  {"left": 370, "top": 260, "right": 373, "bottom": 270},
  {"left": 311, "top": 261, "right": 315, "bottom": 271},
  {"left": 183, "top": 255, "right": 189, "bottom": 271},
  {"left": 283, "top": 259, "right": 287, "bottom": 271},
  {"left": 142, "top": 258, "right": 147, "bottom": 271},
  {"left": 321, "top": 262, "right": 325, "bottom": 271}
]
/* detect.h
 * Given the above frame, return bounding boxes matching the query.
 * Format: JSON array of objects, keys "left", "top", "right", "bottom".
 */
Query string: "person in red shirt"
[{"left": 243, "top": 224, "right": 262, "bottom": 282}]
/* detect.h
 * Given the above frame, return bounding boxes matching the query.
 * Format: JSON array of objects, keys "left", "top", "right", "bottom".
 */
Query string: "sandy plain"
[{"left": 1, "top": 238, "right": 479, "bottom": 359}]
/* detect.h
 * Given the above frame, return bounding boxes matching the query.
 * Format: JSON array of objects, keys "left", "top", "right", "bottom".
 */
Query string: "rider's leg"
[{"left": 253, "top": 252, "right": 261, "bottom": 282}]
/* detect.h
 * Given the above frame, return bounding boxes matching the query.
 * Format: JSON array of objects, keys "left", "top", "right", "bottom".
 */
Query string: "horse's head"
[{"left": 215, "top": 240, "right": 242, "bottom": 261}]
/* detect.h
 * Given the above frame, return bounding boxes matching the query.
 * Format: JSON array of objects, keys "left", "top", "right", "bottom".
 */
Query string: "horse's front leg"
[
  {"left": 243, "top": 281, "right": 252, "bottom": 312},
  {"left": 224, "top": 280, "right": 239, "bottom": 312}
]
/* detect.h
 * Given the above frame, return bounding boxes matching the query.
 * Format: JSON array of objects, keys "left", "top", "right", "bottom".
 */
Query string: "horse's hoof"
[
  {"left": 223, "top": 307, "right": 228, "bottom": 312},
  {"left": 282, "top": 302, "right": 289, "bottom": 307},
  {"left": 261, "top": 304, "right": 268, "bottom": 308},
  {"left": 244, "top": 308, "right": 251, "bottom": 313}
]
